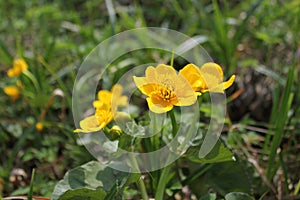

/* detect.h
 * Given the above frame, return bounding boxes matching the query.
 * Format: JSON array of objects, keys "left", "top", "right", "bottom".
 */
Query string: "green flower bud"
[{"left": 107, "top": 125, "right": 122, "bottom": 140}]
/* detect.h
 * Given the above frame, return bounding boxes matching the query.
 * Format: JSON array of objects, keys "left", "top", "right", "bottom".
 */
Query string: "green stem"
[
  {"left": 155, "top": 163, "right": 172, "bottom": 200},
  {"left": 170, "top": 49, "right": 174, "bottom": 67},
  {"left": 22, "top": 70, "right": 40, "bottom": 92},
  {"left": 130, "top": 155, "right": 148, "bottom": 200},
  {"left": 155, "top": 109, "right": 178, "bottom": 200},
  {"left": 28, "top": 168, "right": 35, "bottom": 200},
  {"left": 169, "top": 109, "right": 178, "bottom": 137}
]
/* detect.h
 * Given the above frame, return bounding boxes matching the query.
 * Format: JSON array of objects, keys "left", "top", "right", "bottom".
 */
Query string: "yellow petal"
[
  {"left": 179, "top": 64, "right": 205, "bottom": 92},
  {"left": 133, "top": 76, "right": 156, "bottom": 96},
  {"left": 145, "top": 66, "right": 157, "bottom": 81},
  {"left": 7, "top": 69, "right": 16, "bottom": 77},
  {"left": 14, "top": 58, "right": 28, "bottom": 71},
  {"left": 93, "top": 100, "right": 104, "bottom": 108},
  {"left": 111, "top": 84, "right": 123, "bottom": 97},
  {"left": 156, "top": 64, "right": 177, "bottom": 78},
  {"left": 112, "top": 84, "right": 128, "bottom": 107},
  {"left": 12, "top": 58, "right": 28, "bottom": 76},
  {"left": 4, "top": 86, "right": 20, "bottom": 101},
  {"left": 200, "top": 62, "right": 224, "bottom": 83},
  {"left": 146, "top": 96, "right": 174, "bottom": 114},
  {"left": 201, "top": 74, "right": 236, "bottom": 93},
  {"left": 200, "top": 72, "right": 221, "bottom": 91},
  {"left": 222, "top": 74, "right": 235, "bottom": 90},
  {"left": 95, "top": 105, "right": 113, "bottom": 128},
  {"left": 97, "top": 90, "right": 112, "bottom": 104},
  {"left": 175, "top": 95, "right": 197, "bottom": 106},
  {"left": 174, "top": 72, "right": 198, "bottom": 105},
  {"left": 179, "top": 64, "right": 200, "bottom": 80},
  {"left": 74, "top": 115, "right": 102, "bottom": 133}
]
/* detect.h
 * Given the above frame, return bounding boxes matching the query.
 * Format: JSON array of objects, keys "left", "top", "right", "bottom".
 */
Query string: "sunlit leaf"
[
  {"left": 225, "top": 192, "right": 255, "bottom": 200},
  {"left": 52, "top": 161, "right": 133, "bottom": 200},
  {"left": 185, "top": 139, "right": 234, "bottom": 164}
]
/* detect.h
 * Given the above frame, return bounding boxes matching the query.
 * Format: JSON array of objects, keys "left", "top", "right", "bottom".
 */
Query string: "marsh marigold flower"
[
  {"left": 3, "top": 86, "right": 20, "bottom": 101},
  {"left": 74, "top": 104, "right": 114, "bottom": 133},
  {"left": 179, "top": 62, "right": 235, "bottom": 93},
  {"left": 7, "top": 58, "right": 28, "bottom": 77},
  {"left": 36, "top": 122, "right": 44, "bottom": 132},
  {"left": 74, "top": 84, "right": 128, "bottom": 133},
  {"left": 133, "top": 64, "right": 197, "bottom": 114}
]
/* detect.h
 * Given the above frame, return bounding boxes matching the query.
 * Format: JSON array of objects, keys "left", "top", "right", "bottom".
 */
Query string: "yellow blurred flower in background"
[
  {"left": 179, "top": 62, "right": 235, "bottom": 94},
  {"left": 3, "top": 86, "right": 20, "bottom": 101},
  {"left": 7, "top": 58, "right": 28, "bottom": 77},
  {"left": 36, "top": 122, "right": 44, "bottom": 132},
  {"left": 133, "top": 64, "right": 197, "bottom": 114}
]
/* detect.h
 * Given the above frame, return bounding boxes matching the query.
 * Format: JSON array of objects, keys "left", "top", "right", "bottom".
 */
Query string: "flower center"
[{"left": 158, "top": 85, "right": 175, "bottom": 102}]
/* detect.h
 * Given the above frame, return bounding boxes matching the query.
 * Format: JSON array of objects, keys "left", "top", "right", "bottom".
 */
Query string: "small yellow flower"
[
  {"left": 36, "top": 122, "right": 44, "bottom": 132},
  {"left": 133, "top": 64, "right": 197, "bottom": 113},
  {"left": 74, "top": 84, "right": 127, "bottom": 133},
  {"left": 3, "top": 86, "right": 20, "bottom": 101},
  {"left": 179, "top": 62, "right": 235, "bottom": 93},
  {"left": 74, "top": 104, "right": 113, "bottom": 133},
  {"left": 95, "top": 104, "right": 114, "bottom": 129},
  {"left": 74, "top": 115, "right": 103, "bottom": 133},
  {"left": 7, "top": 58, "right": 28, "bottom": 77}
]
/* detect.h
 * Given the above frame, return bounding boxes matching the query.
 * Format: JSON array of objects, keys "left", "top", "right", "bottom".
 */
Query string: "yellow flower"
[
  {"left": 36, "top": 122, "right": 44, "bottom": 132},
  {"left": 7, "top": 58, "right": 28, "bottom": 77},
  {"left": 3, "top": 86, "right": 20, "bottom": 101},
  {"left": 179, "top": 62, "right": 235, "bottom": 93},
  {"left": 95, "top": 104, "right": 114, "bottom": 128},
  {"left": 74, "top": 115, "right": 103, "bottom": 133},
  {"left": 74, "top": 104, "right": 113, "bottom": 133},
  {"left": 133, "top": 64, "right": 197, "bottom": 113},
  {"left": 74, "top": 84, "right": 127, "bottom": 133},
  {"left": 93, "top": 84, "right": 128, "bottom": 111}
]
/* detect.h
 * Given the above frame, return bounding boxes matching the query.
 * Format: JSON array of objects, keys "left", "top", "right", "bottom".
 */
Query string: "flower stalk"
[{"left": 129, "top": 154, "right": 148, "bottom": 200}]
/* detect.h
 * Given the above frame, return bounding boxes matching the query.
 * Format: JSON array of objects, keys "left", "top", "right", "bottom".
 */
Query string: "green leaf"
[
  {"left": 199, "top": 193, "right": 217, "bottom": 200},
  {"left": 206, "top": 161, "right": 252, "bottom": 195},
  {"left": 56, "top": 188, "right": 106, "bottom": 200},
  {"left": 185, "top": 139, "right": 234, "bottom": 164},
  {"left": 187, "top": 160, "right": 253, "bottom": 196},
  {"left": 225, "top": 192, "right": 255, "bottom": 200},
  {"left": 51, "top": 161, "right": 132, "bottom": 200}
]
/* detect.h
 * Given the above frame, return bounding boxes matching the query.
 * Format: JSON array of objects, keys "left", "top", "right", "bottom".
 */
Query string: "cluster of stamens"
[{"left": 160, "top": 87, "right": 172, "bottom": 101}]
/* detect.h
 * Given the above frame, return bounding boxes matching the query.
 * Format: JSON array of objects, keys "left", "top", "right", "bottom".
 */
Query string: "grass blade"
[
  {"left": 266, "top": 66, "right": 295, "bottom": 180},
  {"left": 28, "top": 168, "right": 35, "bottom": 200}
]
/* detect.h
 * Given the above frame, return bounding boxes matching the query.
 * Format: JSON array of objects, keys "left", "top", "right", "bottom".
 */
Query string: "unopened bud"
[{"left": 107, "top": 125, "right": 122, "bottom": 140}]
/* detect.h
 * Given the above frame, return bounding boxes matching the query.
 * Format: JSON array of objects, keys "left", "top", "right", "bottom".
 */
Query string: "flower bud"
[{"left": 107, "top": 125, "right": 122, "bottom": 140}]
